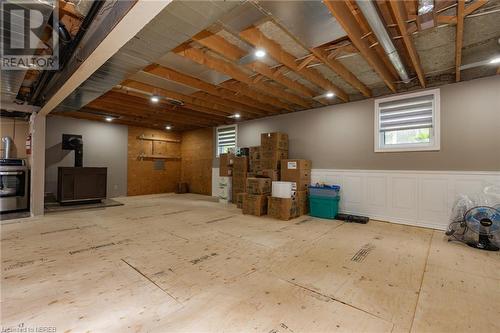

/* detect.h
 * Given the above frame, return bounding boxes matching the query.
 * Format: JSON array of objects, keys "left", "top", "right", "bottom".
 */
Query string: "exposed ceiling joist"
[
  {"left": 117, "top": 80, "right": 243, "bottom": 118},
  {"left": 88, "top": 92, "right": 227, "bottom": 126},
  {"left": 435, "top": 0, "right": 488, "bottom": 25},
  {"left": 456, "top": 0, "right": 465, "bottom": 82},
  {"left": 59, "top": 109, "right": 196, "bottom": 131},
  {"left": 189, "top": 90, "right": 262, "bottom": 117},
  {"left": 220, "top": 80, "right": 292, "bottom": 111},
  {"left": 175, "top": 46, "right": 308, "bottom": 109},
  {"left": 192, "top": 30, "right": 318, "bottom": 100},
  {"left": 143, "top": 65, "right": 277, "bottom": 115},
  {"left": 239, "top": 26, "right": 349, "bottom": 102},
  {"left": 389, "top": 0, "right": 426, "bottom": 88},
  {"left": 323, "top": 0, "right": 397, "bottom": 92},
  {"left": 310, "top": 46, "right": 372, "bottom": 97}
]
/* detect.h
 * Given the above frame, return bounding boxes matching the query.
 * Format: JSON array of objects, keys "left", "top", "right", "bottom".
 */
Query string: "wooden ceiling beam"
[
  {"left": 143, "top": 64, "right": 274, "bottom": 115},
  {"left": 189, "top": 90, "right": 261, "bottom": 117},
  {"left": 176, "top": 46, "right": 313, "bottom": 108},
  {"left": 436, "top": 0, "right": 488, "bottom": 25},
  {"left": 88, "top": 97, "right": 224, "bottom": 127},
  {"left": 389, "top": 0, "right": 426, "bottom": 88},
  {"left": 219, "top": 80, "right": 291, "bottom": 112},
  {"left": 323, "top": 0, "right": 397, "bottom": 92},
  {"left": 311, "top": 46, "right": 372, "bottom": 97},
  {"left": 455, "top": 0, "right": 465, "bottom": 82},
  {"left": 57, "top": 109, "right": 196, "bottom": 131},
  {"left": 82, "top": 102, "right": 207, "bottom": 128},
  {"left": 239, "top": 26, "right": 349, "bottom": 102},
  {"left": 94, "top": 95, "right": 228, "bottom": 126},
  {"left": 117, "top": 80, "right": 251, "bottom": 118},
  {"left": 192, "top": 30, "right": 317, "bottom": 100}
]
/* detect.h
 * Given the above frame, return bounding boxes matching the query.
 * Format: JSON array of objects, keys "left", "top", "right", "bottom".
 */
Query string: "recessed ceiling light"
[
  {"left": 255, "top": 49, "right": 266, "bottom": 58},
  {"left": 165, "top": 125, "right": 172, "bottom": 130},
  {"left": 234, "top": 113, "right": 241, "bottom": 119},
  {"left": 489, "top": 56, "right": 500, "bottom": 64},
  {"left": 325, "top": 92, "right": 335, "bottom": 98},
  {"left": 150, "top": 95, "right": 160, "bottom": 103},
  {"left": 105, "top": 116, "right": 114, "bottom": 122}
]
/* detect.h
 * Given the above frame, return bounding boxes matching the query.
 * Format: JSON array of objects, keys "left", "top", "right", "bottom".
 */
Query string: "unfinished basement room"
[{"left": 1, "top": 0, "right": 499, "bottom": 332}]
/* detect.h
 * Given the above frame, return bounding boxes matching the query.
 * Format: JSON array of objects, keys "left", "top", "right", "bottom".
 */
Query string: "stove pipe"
[{"left": 1, "top": 136, "right": 13, "bottom": 159}]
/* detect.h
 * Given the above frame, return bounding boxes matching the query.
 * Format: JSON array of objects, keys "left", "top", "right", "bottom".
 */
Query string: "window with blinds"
[
  {"left": 375, "top": 89, "right": 440, "bottom": 152},
  {"left": 216, "top": 125, "right": 237, "bottom": 156}
]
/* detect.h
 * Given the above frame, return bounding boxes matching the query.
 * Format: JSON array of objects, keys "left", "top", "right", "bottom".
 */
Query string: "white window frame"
[
  {"left": 374, "top": 88, "right": 440, "bottom": 153},
  {"left": 216, "top": 124, "right": 238, "bottom": 157}
]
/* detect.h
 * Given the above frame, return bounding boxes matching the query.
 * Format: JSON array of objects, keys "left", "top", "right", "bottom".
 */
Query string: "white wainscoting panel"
[
  {"left": 212, "top": 168, "right": 500, "bottom": 230},
  {"left": 312, "top": 169, "right": 500, "bottom": 230}
]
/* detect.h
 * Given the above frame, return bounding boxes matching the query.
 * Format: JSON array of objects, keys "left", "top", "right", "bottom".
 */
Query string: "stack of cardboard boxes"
[
  {"left": 232, "top": 156, "right": 249, "bottom": 207},
  {"left": 242, "top": 178, "right": 271, "bottom": 216},
  {"left": 249, "top": 146, "right": 261, "bottom": 174},
  {"left": 218, "top": 153, "right": 235, "bottom": 202},
  {"left": 280, "top": 159, "right": 311, "bottom": 216},
  {"left": 219, "top": 153, "right": 235, "bottom": 177},
  {"left": 258, "top": 132, "right": 288, "bottom": 181},
  {"left": 230, "top": 131, "right": 311, "bottom": 221}
]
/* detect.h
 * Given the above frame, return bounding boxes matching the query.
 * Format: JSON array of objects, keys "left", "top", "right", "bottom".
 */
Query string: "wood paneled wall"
[
  {"left": 181, "top": 127, "right": 213, "bottom": 195},
  {"left": 127, "top": 126, "right": 181, "bottom": 196}
]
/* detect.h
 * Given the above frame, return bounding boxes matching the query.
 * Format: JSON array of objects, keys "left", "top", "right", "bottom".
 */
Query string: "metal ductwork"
[
  {"left": 2, "top": 137, "right": 13, "bottom": 159},
  {"left": 355, "top": 0, "right": 410, "bottom": 83}
]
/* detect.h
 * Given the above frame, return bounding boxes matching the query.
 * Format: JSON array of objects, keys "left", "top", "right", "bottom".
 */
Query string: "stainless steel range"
[
  {"left": 0, "top": 137, "right": 29, "bottom": 213},
  {"left": 0, "top": 158, "right": 29, "bottom": 213}
]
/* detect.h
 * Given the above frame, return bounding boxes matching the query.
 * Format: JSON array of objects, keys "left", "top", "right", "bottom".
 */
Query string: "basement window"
[
  {"left": 216, "top": 125, "right": 237, "bottom": 157},
  {"left": 375, "top": 89, "right": 440, "bottom": 152}
]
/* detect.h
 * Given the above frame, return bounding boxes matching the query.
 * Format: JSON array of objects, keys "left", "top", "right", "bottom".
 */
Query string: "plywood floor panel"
[{"left": 1, "top": 194, "right": 499, "bottom": 333}]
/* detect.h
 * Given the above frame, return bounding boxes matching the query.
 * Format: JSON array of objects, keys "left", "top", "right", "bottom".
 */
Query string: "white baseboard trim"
[{"left": 212, "top": 168, "right": 500, "bottom": 230}]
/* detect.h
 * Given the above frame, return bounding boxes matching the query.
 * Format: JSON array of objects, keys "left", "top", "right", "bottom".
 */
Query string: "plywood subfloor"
[{"left": 1, "top": 194, "right": 499, "bottom": 333}]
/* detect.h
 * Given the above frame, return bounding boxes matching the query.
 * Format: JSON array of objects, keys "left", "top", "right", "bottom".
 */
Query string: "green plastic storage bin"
[{"left": 309, "top": 195, "right": 340, "bottom": 219}]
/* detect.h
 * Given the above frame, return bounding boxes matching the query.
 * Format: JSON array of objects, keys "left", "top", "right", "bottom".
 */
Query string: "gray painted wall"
[
  {"left": 45, "top": 116, "right": 128, "bottom": 198},
  {"left": 233, "top": 76, "right": 500, "bottom": 171}
]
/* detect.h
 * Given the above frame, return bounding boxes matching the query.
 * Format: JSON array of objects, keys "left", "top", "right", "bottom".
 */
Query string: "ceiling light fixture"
[
  {"left": 105, "top": 116, "right": 114, "bottom": 122},
  {"left": 489, "top": 56, "right": 500, "bottom": 64},
  {"left": 150, "top": 95, "right": 160, "bottom": 103},
  {"left": 325, "top": 92, "right": 335, "bottom": 98},
  {"left": 234, "top": 113, "right": 241, "bottom": 119},
  {"left": 255, "top": 49, "right": 266, "bottom": 58},
  {"left": 165, "top": 125, "right": 172, "bottom": 130}
]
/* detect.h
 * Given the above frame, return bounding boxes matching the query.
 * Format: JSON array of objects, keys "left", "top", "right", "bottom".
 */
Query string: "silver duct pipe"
[
  {"left": 355, "top": 0, "right": 410, "bottom": 83},
  {"left": 2, "top": 137, "right": 13, "bottom": 159}
]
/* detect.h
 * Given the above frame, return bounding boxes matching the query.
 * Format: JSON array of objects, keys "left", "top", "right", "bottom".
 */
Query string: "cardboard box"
[
  {"left": 268, "top": 197, "right": 299, "bottom": 220},
  {"left": 243, "top": 194, "right": 268, "bottom": 216},
  {"left": 296, "top": 190, "right": 309, "bottom": 215},
  {"left": 219, "top": 153, "right": 235, "bottom": 177},
  {"left": 257, "top": 169, "right": 279, "bottom": 181},
  {"left": 246, "top": 177, "right": 271, "bottom": 195},
  {"left": 261, "top": 149, "right": 288, "bottom": 170},
  {"left": 261, "top": 132, "right": 288, "bottom": 151},
  {"left": 292, "top": 180, "right": 310, "bottom": 193},
  {"left": 233, "top": 156, "right": 249, "bottom": 174},
  {"left": 249, "top": 146, "right": 261, "bottom": 161},
  {"left": 281, "top": 159, "right": 312, "bottom": 182},
  {"left": 232, "top": 176, "right": 247, "bottom": 191},
  {"left": 236, "top": 192, "right": 246, "bottom": 209},
  {"left": 250, "top": 159, "right": 262, "bottom": 173}
]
